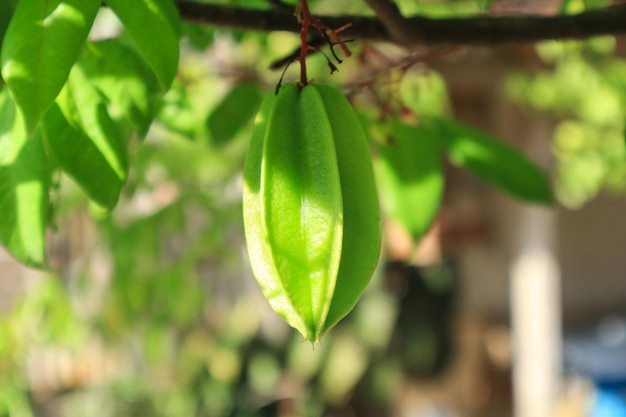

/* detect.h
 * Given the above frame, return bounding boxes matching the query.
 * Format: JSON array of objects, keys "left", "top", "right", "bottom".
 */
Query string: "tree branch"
[
  {"left": 362, "top": 0, "right": 415, "bottom": 44},
  {"left": 176, "top": 1, "right": 626, "bottom": 46}
]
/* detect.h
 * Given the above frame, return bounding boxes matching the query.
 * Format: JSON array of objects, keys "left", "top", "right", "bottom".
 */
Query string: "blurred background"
[{"left": 1, "top": 1, "right": 626, "bottom": 416}]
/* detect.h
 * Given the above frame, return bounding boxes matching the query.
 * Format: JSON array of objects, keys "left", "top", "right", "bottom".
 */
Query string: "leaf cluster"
[{"left": 0, "top": 0, "right": 180, "bottom": 267}]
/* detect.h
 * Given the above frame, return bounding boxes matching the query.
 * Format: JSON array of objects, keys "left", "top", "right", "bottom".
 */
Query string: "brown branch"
[
  {"left": 362, "top": 0, "right": 415, "bottom": 44},
  {"left": 176, "top": 1, "right": 626, "bottom": 46}
]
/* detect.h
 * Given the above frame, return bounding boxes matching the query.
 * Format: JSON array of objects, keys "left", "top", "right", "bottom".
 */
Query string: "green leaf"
[
  {"left": 40, "top": 103, "right": 124, "bottom": 210},
  {"left": 182, "top": 23, "right": 214, "bottom": 50},
  {"left": 559, "top": 0, "right": 581, "bottom": 14},
  {"left": 400, "top": 70, "right": 450, "bottom": 117},
  {"left": 582, "top": 0, "right": 611, "bottom": 10},
  {"left": 158, "top": 80, "right": 200, "bottom": 137},
  {"left": 208, "top": 83, "right": 263, "bottom": 146},
  {"left": 0, "top": 89, "right": 49, "bottom": 268},
  {"left": 106, "top": 0, "right": 180, "bottom": 91},
  {"left": 151, "top": 0, "right": 182, "bottom": 36},
  {"left": 79, "top": 40, "right": 160, "bottom": 137},
  {"left": 377, "top": 120, "right": 444, "bottom": 240},
  {"left": 440, "top": 119, "right": 553, "bottom": 204},
  {"left": 59, "top": 64, "right": 129, "bottom": 182},
  {"left": 476, "top": 0, "right": 497, "bottom": 12},
  {"left": 0, "top": 0, "right": 100, "bottom": 134},
  {"left": 0, "top": 0, "right": 18, "bottom": 52}
]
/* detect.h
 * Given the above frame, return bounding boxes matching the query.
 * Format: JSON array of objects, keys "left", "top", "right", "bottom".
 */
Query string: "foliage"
[
  {"left": 0, "top": 0, "right": 179, "bottom": 267},
  {"left": 0, "top": 0, "right": 554, "bottom": 272},
  {"left": 0, "top": 0, "right": 623, "bottom": 415},
  {"left": 507, "top": 37, "right": 626, "bottom": 207}
]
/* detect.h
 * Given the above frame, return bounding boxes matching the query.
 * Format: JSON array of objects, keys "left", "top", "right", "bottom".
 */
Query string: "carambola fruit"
[{"left": 243, "top": 83, "right": 381, "bottom": 342}]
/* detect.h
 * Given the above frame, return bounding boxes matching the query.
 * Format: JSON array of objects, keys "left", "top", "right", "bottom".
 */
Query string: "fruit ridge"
[{"left": 243, "top": 82, "right": 381, "bottom": 341}]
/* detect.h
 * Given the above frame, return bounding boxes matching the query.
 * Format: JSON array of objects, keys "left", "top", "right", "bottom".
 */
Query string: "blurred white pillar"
[{"left": 511, "top": 206, "right": 561, "bottom": 417}]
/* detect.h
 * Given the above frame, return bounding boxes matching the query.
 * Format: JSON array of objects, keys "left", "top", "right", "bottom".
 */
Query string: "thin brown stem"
[{"left": 296, "top": 0, "right": 313, "bottom": 85}]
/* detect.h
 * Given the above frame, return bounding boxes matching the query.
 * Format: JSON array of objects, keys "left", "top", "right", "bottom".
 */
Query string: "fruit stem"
[
  {"left": 294, "top": 0, "right": 353, "bottom": 86},
  {"left": 297, "top": 0, "right": 313, "bottom": 85}
]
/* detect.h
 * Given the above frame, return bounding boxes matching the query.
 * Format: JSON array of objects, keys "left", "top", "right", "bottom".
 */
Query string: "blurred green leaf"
[
  {"left": 158, "top": 80, "right": 201, "bottom": 137},
  {"left": 79, "top": 40, "right": 160, "bottom": 137},
  {"left": 559, "top": 0, "right": 583, "bottom": 14},
  {"left": 400, "top": 69, "right": 450, "bottom": 117},
  {"left": 377, "top": 120, "right": 444, "bottom": 240},
  {"left": 0, "top": 89, "right": 49, "bottom": 268},
  {"left": 319, "top": 330, "right": 369, "bottom": 404},
  {"left": 0, "top": 0, "right": 100, "bottom": 134},
  {"left": 0, "top": 0, "right": 17, "bottom": 52},
  {"left": 40, "top": 103, "right": 124, "bottom": 210},
  {"left": 583, "top": 0, "right": 611, "bottom": 10},
  {"left": 182, "top": 23, "right": 215, "bottom": 49},
  {"left": 506, "top": 42, "right": 626, "bottom": 206},
  {"left": 552, "top": 120, "right": 625, "bottom": 206},
  {"left": 207, "top": 83, "right": 263, "bottom": 146},
  {"left": 440, "top": 119, "right": 553, "bottom": 204},
  {"left": 247, "top": 352, "right": 280, "bottom": 396},
  {"left": 0, "top": 385, "right": 34, "bottom": 417},
  {"left": 17, "top": 277, "right": 85, "bottom": 344},
  {"left": 59, "top": 64, "right": 129, "bottom": 182},
  {"left": 476, "top": 0, "right": 496, "bottom": 12},
  {"left": 106, "top": 0, "right": 180, "bottom": 91}
]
